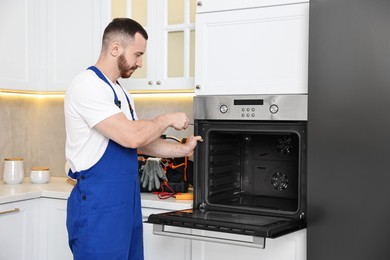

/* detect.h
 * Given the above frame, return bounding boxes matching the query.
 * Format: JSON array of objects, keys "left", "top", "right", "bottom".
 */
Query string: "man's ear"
[{"left": 110, "top": 42, "right": 122, "bottom": 57}]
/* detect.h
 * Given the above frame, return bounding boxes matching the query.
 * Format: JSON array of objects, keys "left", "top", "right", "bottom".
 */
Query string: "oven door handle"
[{"left": 153, "top": 224, "right": 266, "bottom": 249}]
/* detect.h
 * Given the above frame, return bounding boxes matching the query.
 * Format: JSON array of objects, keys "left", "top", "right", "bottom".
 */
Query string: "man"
[{"left": 64, "top": 18, "right": 202, "bottom": 260}]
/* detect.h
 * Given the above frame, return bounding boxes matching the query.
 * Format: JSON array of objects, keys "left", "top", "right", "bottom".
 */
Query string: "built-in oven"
[{"left": 147, "top": 94, "right": 307, "bottom": 248}]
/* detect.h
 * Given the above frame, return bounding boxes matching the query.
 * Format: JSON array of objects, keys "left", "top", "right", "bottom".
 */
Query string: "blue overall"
[{"left": 66, "top": 66, "right": 143, "bottom": 260}]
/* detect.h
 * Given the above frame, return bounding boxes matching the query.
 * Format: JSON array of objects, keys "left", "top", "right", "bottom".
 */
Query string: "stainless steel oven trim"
[
  {"left": 153, "top": 224, "right": 266, "bottom": 249},
  {"left": 194, "top": 94, "right": 308, "bottom": 121}
]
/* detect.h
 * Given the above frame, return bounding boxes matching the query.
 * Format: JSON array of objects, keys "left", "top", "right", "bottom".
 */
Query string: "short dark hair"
[{"left": 102, "top": 18, "right": 148, "bottom": 49}]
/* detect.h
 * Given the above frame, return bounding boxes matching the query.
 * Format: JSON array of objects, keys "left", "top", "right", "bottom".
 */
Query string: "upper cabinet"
[
  {"left": 195, "top": 0, "right": 310, "bottom": 95},
  {"left": 0, "top": 0, "right": 111, "bottom": 92},
  {"left": 46, "top": 0, "right": 111, "bottom": 91},
  {"left": 119, "top": 0, "right": 196, "bottom": 92},
  {"left": 0, "top": 0, "right": 40, "bottom": 92}
]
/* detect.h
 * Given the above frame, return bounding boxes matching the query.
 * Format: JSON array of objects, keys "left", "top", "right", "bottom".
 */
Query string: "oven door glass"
[{"left": 147, "top": 209, "right": 306, "bottom": 238}]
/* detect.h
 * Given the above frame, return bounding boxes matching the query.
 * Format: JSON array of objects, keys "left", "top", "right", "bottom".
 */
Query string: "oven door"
[
  {"left": 146, "top": 209, "right": 306, "bottom": 248},
  {"left": 147, "top": 119, "right": 307, "bottom": 248}
]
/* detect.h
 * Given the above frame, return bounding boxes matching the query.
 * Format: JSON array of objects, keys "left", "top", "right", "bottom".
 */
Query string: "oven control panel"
[
  {"left": 195, "top": 95, "right": 307, "bottom": 121},
  {"left": 237, "top": 106, "right": 257, "bottom": 118}
]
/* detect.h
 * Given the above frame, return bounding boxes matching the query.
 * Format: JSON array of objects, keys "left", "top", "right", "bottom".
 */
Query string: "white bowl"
[{"left": 30, "top": 167, "right": 50, "bottom": 184}]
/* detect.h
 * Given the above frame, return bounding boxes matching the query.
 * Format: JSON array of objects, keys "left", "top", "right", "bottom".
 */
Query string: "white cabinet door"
[
  {"left": 0, "top": 0, "right": 110, "bottom": 92},
  {"left": 195, "top": 1, "right": 309, "bottom": 95},
  {"left": 38, "top": 198, "right": 72, "bottom": 260},
  {"left": 0, "top": 199, "right": 40, "bottom": 260},
  {"left": 191, "top": 229, "right": 306, "bottom": 260},
  {"left": 0, "top": 0, "right": 42, "bottom": 91},
  {"left": 46, "top": 0, "right": 110, "bottom": 91},
  {"left": 120, "top": 0, "right": 196, "bottom": 91},
  {"left": 142, "top": 207, "right": 192, "bottom": 260}
]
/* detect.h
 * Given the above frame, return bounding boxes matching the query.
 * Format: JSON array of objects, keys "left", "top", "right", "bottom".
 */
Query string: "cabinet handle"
[
  {"left": 197, "top": 1, "right": 203, "bottom": 7},
  {"left": 148, "top": 81, "right": 153, "bottom": 85},
  {"left": 156, "top": 81, "right": 161, "bottom": 85},
  {"left": 195, "top": 85, "right": 201, "bottom": 90},
  {"left": 0, "top": 208, "right": 20, "bottom": 215}
]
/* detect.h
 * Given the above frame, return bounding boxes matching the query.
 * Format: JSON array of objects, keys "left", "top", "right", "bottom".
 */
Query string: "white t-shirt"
[{"left": 64, "top": 69, "right": 138, "bottom": 173}]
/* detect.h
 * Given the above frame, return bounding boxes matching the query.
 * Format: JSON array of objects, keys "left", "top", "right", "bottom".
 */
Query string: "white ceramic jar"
[
  {"left": 30, "top": 167, "right": 50, "bottom": 184},
  {"left": 3, "top": 157, "right": 25, "bottom": 184}
]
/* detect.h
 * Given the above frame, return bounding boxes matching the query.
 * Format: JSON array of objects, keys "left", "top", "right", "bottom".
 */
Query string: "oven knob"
[
  {"left": 270, "top": 104, "right": 279, "bottom": 114},
  {"left": 220, "top": 104, "right": 228, "bottom": 114}
]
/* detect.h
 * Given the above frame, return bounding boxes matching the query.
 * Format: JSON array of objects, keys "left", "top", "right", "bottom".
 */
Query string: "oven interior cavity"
[{"left": 206, "top": 130, "right": 300, "bottom": 214}]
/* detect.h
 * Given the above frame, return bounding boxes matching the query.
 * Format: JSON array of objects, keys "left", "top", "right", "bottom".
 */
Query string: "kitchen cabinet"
[
  {"left": 0, "top": 0, "right": 40, "bottom": 92},
  {"left": 7, "top": 197, "right": 191, "bottom": 260},
  {"left": 38, "top": 198, "right": 72, "bottom": 260},
  {"left": 0, "top": 178, "right": 197, "bottom": 260},
  {"left": 142, "top": 207, "right": 192, "bottom": 260},
  {"left": 45, "top": 0, "right": 111, "bottom": 91},
  {"left": 38, "top": 198, "right": 193, "bottom": 260},
  {"left": 0, "top": 198, "right": 71, "bottom": 260},
  {"left": 194, "top": 0, "right": 309, "bottom": 95},
  {"left": 119, "top": 0, "right": 196, "bottom": 91},
  {"left": 0, "top": 0, "right": 110, "bottom": 92},
  {"left": 0, "top": 178, "right": 306, "bottom": 260},
  {"left": 0, "top": 199, "right": 40, "bottom": 260},
  {"left": 191, "top": 229, "right": 306, "bottom": 260}
]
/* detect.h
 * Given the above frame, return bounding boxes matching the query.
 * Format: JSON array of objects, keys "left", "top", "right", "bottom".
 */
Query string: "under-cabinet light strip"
[{"left": 0, "top": 89, "right": 195, "bottom": 99}]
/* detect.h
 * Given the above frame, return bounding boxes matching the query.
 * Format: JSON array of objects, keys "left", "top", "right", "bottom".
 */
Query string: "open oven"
[{"left": 147, "top": 95, "right": 307, "bottom": 248}]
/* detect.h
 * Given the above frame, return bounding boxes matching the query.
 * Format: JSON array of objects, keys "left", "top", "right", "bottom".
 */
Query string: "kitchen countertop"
[{"left": 0, "top": 177, "right": 193, "bottom": 211}]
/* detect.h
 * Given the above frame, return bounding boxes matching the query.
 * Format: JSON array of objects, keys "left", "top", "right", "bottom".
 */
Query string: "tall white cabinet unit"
[
  {"left": 195, "top": 0, "right": 310, "bottom": 95},
  {"left": 0, "top": 0, "right": 110, "bottom": 92},
  {"left": 120, "top": 0, "right": 196, "bottom": 91}
]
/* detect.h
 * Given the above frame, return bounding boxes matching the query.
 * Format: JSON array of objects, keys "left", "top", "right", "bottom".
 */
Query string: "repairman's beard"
[{"left": 117, "top": 54, "right": 135, "bottom": 78}]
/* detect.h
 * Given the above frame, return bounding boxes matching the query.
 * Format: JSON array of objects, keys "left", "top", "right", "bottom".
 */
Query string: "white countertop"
[{"left": 0, "top": 177, "right": 192, "bottom": 211}]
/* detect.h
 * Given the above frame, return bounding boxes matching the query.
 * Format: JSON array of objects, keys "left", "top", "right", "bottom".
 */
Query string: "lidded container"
[
  {"left": 3, "top": 157, "right": 25, "bottom": 184},
  {"left": 30, "top": 166, "right": 50, "bottom": 184}
]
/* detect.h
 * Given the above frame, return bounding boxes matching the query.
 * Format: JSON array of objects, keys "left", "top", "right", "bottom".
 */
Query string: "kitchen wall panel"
[
  {"left": 0, "top": 94, "right": 66, "bottom": 178},
  {"left": 0, "top": 94, "right": 193, "bottom": 179}
]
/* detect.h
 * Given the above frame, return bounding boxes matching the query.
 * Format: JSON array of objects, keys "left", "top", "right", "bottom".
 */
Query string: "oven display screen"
[{"left": 234, "top": 99, "right": 264, "bottom": 106}]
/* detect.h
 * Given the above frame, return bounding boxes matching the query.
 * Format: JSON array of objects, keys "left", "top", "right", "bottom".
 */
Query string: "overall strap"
[{"left": 87, "top": 66, "right": 135, "bottom": 120}]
